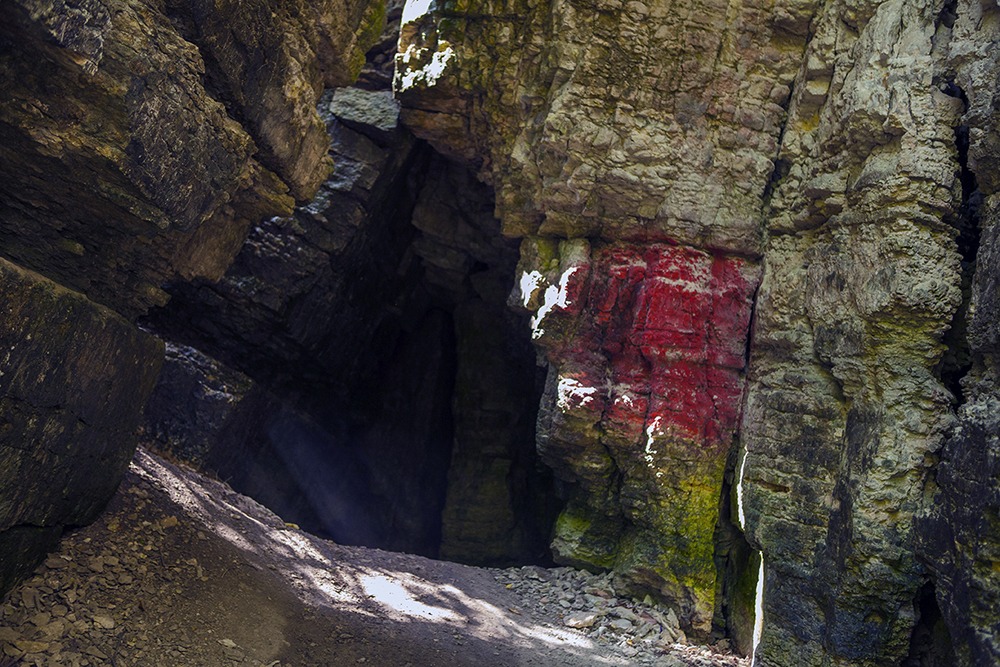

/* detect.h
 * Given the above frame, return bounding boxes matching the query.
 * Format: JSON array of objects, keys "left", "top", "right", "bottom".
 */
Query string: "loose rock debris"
[{"left": 1, "top": 448, "right": 748, "bottom": 666}]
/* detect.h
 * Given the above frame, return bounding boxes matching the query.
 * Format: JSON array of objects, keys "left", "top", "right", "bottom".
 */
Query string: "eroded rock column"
[
  {"left": 512, "top": 240, "right": 759, "bottom": 631},
  {"left": 741, "top": 0, "right": 967, "bottom": 663}
]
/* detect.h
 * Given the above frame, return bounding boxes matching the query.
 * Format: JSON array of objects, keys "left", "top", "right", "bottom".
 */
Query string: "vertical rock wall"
[
  {"left": 395, "top": 0, "right": 814, "bottom": 635},
  {"left": 917, "top": 0, "right": 1000, "bottom": 663},
  {"left": 513, "top": 240, "right": 759, "bottom": 631},
  {"left": 395, "top": 0, "right": 1000, "bottom": 660},
  {"left": 741, "top": 0, "right": 966, "bottom": 661}
]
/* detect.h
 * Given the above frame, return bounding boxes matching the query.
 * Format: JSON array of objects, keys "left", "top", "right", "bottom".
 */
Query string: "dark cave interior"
[{"left": 140, "top": 97, "right": 558, "bottom": 566}]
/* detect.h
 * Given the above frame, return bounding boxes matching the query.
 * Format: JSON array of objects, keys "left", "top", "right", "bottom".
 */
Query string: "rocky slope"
[{"left": 0, "top": 448, "right": 747, "bottom": 667}]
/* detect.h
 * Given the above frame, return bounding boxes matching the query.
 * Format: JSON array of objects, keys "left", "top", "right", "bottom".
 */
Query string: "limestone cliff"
[
  {"left": 1, "top": 0, "right": 999, "bottom": 664},
  {"left": 394, "top": 0, "right": 808, "bottom": 636}
]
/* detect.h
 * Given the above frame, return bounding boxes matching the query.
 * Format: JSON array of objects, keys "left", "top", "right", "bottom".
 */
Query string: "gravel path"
[{"left": 0, "top": 449, "right": 749, "bottom": 667}]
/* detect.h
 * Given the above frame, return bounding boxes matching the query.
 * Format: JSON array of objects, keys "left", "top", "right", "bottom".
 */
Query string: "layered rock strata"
[
  {"left": 0, "top": 0, "right": 383, "bottom": 596},
  {"left": 917, "top": 0, "right": 1000, "bottom": 662},
  {"left": 395, "top": 0, "right": 1000, "bottom": 661},
  {"left": 147, "top": 77, "right": 552, "bottom": 563},
  {"left": 740, "top": 0, "right": 970, "bottom": 663},
  {"left": 513, "top": 240, "right": 759, "bottom": 632},
  {"left": 0, "top": 258, "right": 162, "bottom": 595}
]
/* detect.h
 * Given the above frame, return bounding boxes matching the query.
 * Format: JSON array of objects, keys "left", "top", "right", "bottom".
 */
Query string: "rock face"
[
  {"left": 512, "top": 240, "right": 759, "bottom": 632},
  {"left": 394, "top": 0, "right": 790, "bottom": 635},
  {"left": 0, "top": 258, "right": 162, "bottom": 595},
  {"left": 0, "top": 0, "right": 383, "bottom": 597},
  {"left": 0, "top": 0, "right": 381, "bottom": 318},
  {"left": 4, "top": 0, "right": 1000, "bottom": 662},
  {"left": 395, "top": 0, "right": 1000, "bottom": 660},
  {"left": 145, "top": 59, "right": 554, "bottom": 564},
  {"left": 916, "top": 1, "right": 1000, "bottom": 663}
]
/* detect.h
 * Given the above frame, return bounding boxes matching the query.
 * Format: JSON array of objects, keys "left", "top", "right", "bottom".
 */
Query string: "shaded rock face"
[
  {"left": 0, "top": 0, "right": 383, "bottom": 598},
  {"left": 0, "top": 258, "right": 162, "bottom": 595},
  {"left": 0, "top": 0, "right": 381, "bottom": 318},
  {"left": 916, "top": 1, "right": 1000, "bottom": 663}
]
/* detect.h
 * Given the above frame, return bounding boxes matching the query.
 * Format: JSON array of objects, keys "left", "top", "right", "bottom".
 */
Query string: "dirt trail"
[{"left": 0, "top": 449, "right": 748, "bottom": 667}]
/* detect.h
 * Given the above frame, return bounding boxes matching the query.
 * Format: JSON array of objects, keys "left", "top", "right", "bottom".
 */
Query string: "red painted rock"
[{"left": 516, "top": 239, "right": 760, "bottom": 633}]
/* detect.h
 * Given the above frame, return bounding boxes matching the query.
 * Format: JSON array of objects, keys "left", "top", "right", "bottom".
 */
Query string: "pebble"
[
  {"left": 563, "top": 611, "right": 600, "bottom": 628},
  {"left": 610, "top": 618, "right": 634, "bottom": 631},
  {"left": 93, "top": 614, "right": 115, "bottom": 630},
  {"left": 494, "top": 565, "right": 746, "bottom": 666}
]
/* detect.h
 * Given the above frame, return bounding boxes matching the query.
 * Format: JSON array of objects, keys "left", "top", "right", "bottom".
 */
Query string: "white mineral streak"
[
  {"left": 752, "top": 555, "right": 765, "bottom": 666},
  {"left": 519, "top": 270, "right": 545, "bottom": 307},
  {"left": 397, "top": 43, "right": 456, "bottom": 91},
  {"left": 736, "top": 448, "right": 749, "bottom": 530},
  {"left": 531, "top": 266, "right": 580, "bottom": 338},
  {"left": 556, "top": 376, "right": 599, "bottom": 412}
]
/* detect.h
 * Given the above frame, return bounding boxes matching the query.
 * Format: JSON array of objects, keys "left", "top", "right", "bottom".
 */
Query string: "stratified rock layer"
[
  {"left": 395, "top": 0, "right": 786, "bottom": 635},
  {"left": 0, "top": 258, "right": 162, "bottom": 595},
  {"left": 1, "top": 0, "right": 382, "bottom": 317},
  {"left": 916, "top": 0, "right": 1000, "bottom": 663},
  {"left": 395, "top": 0, "right": 812, "bottom": 252},
  {"left": 740, "top": 0, "right": 966, "bottom": 663}
]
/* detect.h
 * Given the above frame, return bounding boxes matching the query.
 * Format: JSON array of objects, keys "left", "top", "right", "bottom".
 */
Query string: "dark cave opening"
[
  {"left": 901, "top": 583, "right": 955, "bottom": 666},
  {"left": 140, "top": 97, "right": 557, "bottom": 567}
]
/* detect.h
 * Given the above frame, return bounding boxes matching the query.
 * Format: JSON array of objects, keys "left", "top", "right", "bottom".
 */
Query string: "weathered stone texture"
[
  {"left": 511, "top": 241, "right": 759, "bottom": 632},
  {"left": 740, "top": 0, "right": 967, "bottom": 663},
  {"left": 396, "top": 0, "right": 1000, "bottom": 658},
  {"left": 149, "top": 90, "right": 424, "bottom": 404},
  {"left": 0, "top": 258, "right": 162, "bottom": 595},
  {"left": 915, "top": 1, "right": 1000, "bottom": 662},
  {"left": 396, "top": 0, "right": 815, "bottom": 251},
  {"left": 395, "top": 0, "right": 802, "bottom": 635},
  {"left": 0, "top": 0, "right": 382, "bottom": 317},
  {"left": 0, "top": 0, "right": 381, "bottom": 597}
]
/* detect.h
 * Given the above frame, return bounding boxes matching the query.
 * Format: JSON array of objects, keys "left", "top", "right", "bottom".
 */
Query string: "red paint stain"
[{"left": 538, "top": 242, "right": 758, "bottom": 449}]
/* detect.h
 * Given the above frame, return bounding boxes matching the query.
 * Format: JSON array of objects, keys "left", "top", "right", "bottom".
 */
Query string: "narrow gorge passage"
[{"left": 142, "top": 118, "right": 557, "bottom": 566}]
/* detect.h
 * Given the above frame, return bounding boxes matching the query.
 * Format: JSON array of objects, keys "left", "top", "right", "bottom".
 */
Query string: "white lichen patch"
[
  {"left": 519, "top": 270, "right": 546, "bottom": 308},
  {"left": 397, "top": 43, "right": 456, "bottom": 91}
]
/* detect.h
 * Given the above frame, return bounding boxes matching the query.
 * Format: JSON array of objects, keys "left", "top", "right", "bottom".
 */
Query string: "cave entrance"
[{"left": 142, "top": 107, "right": 556, "bottom": 566}]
